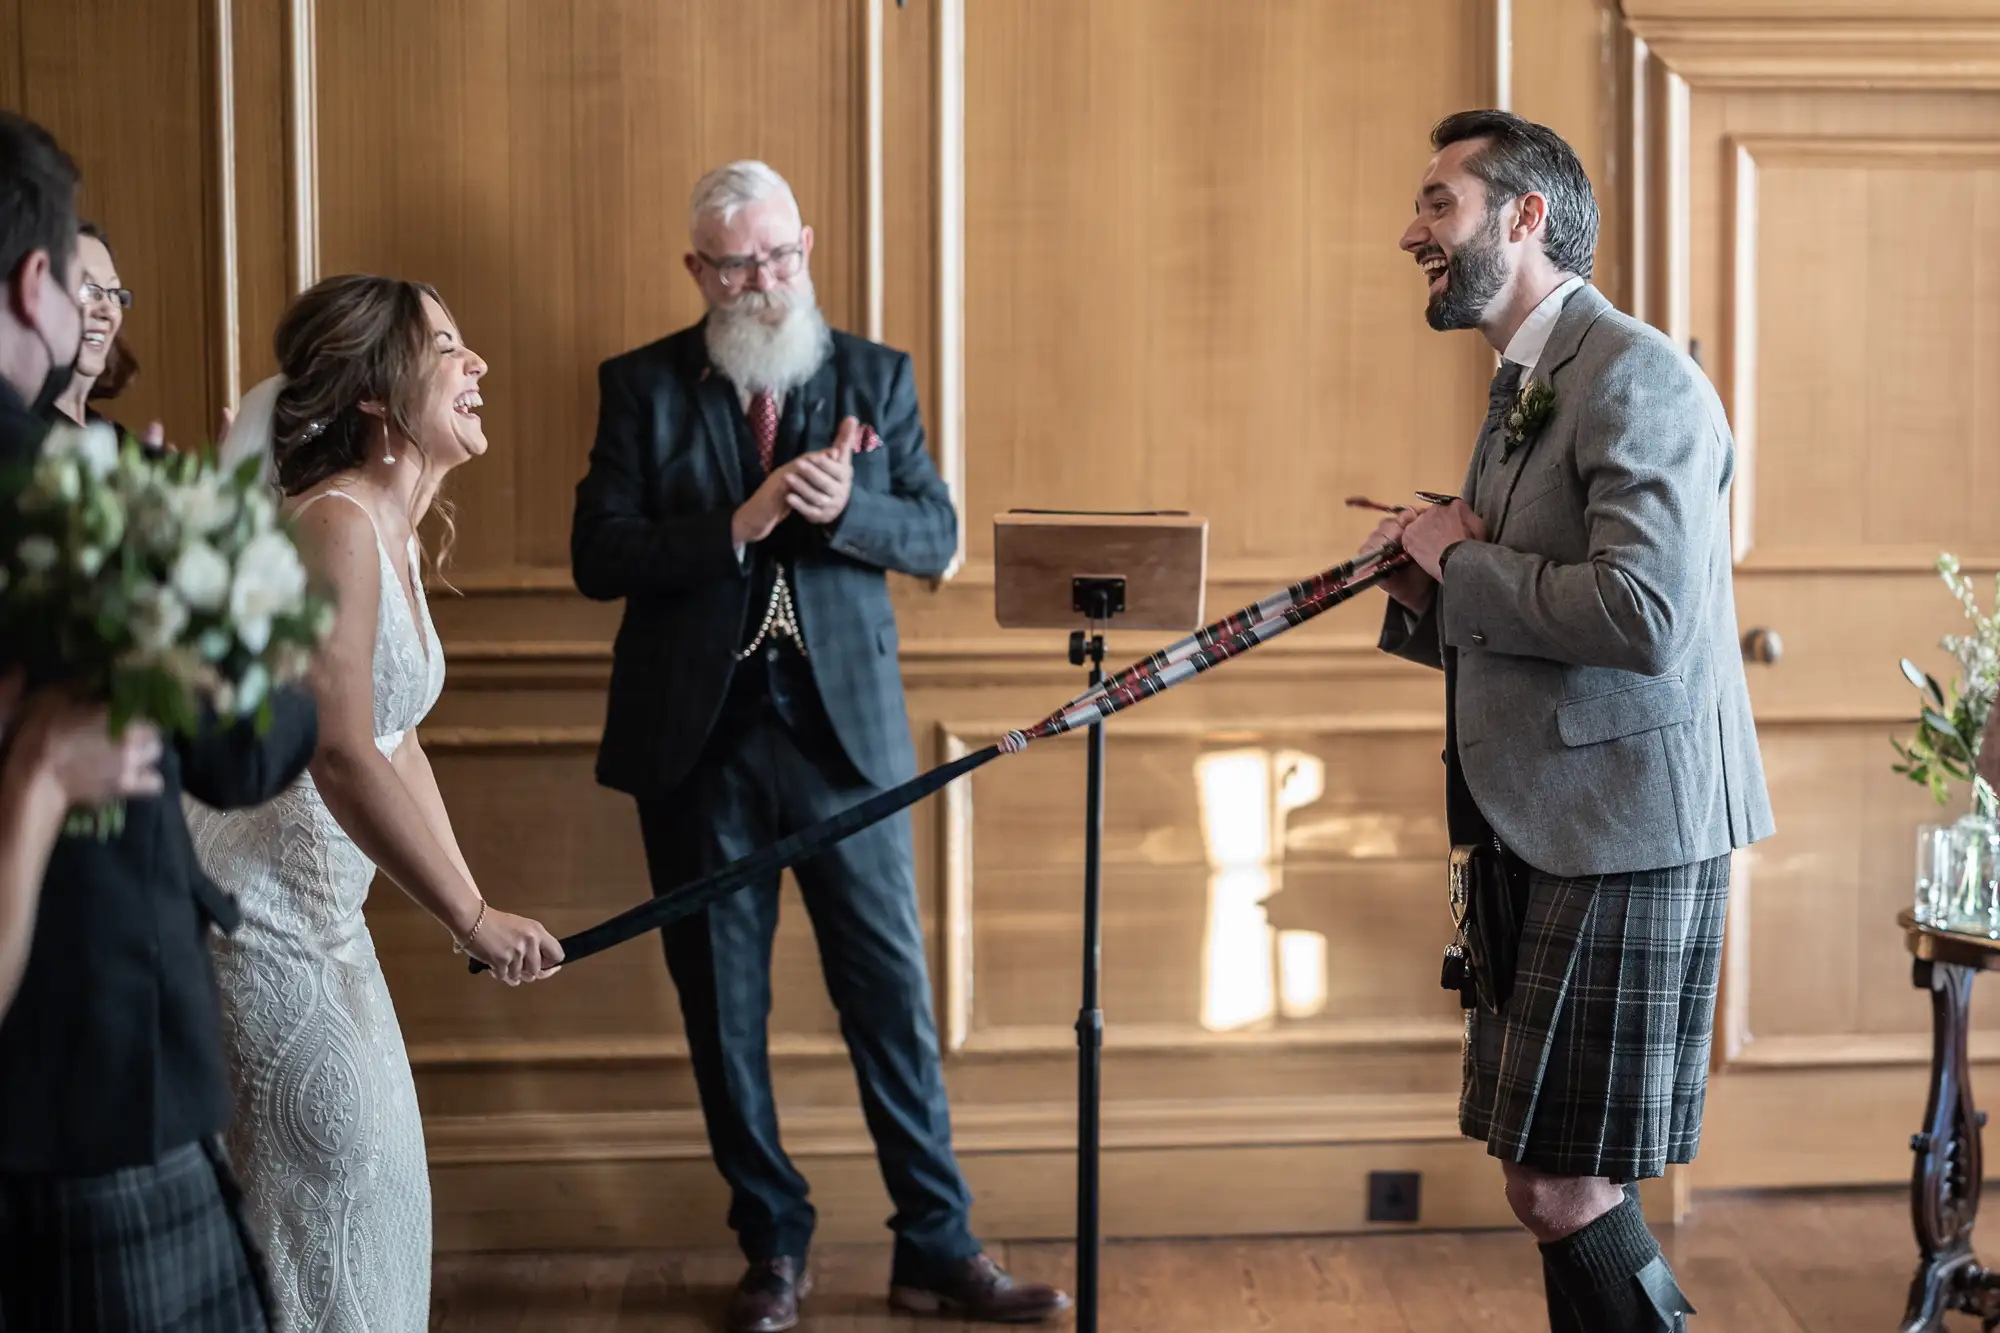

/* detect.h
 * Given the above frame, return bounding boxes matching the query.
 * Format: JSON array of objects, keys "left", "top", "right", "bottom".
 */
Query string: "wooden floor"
[{"left": 429, "top": 1188, "right": 1940, "bottom": 1331}]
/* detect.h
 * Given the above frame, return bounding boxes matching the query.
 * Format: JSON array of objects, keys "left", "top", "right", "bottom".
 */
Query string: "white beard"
[{"left": 704, "top": 279, "right": 832, "bottom": 395}]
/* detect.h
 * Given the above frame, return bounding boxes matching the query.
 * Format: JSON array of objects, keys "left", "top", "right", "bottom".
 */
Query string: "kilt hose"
[
  {"left": 1460, "top": 853, "right": 1733, "bottom": 1181},
  {"left": 0, "top": 1137, "right": 272, "bottom": 1333}
]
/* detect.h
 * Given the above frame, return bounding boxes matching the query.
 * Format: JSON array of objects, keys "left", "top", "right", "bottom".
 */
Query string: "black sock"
[
  {"left": 1538, "top": 1188, "right": 1694, "bottom": 1330},
  {"left": 1541, "top": 1250, "right": 1587, "bottom": 1333}
]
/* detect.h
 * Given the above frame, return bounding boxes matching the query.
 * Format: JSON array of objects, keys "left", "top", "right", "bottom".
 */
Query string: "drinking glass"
[
  {"left": 1916, "top": 823, "right": 1949, "bottom": 926},
  {"left": 1965, "top": 821, "right": 2000, "bottom": 939}
]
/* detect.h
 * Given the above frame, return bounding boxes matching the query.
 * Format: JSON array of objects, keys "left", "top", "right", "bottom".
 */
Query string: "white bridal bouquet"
[{"left": 0, "top": 421, "right": 332, "bottom": 835}]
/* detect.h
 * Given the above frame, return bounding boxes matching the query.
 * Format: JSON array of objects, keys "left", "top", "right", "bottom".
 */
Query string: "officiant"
[{"left": 570, "top": 159, "right": 1068, "bottom": 1331}]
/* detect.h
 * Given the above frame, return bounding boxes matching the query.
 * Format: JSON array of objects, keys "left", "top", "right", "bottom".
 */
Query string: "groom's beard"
[
  {"left": 1426, "top": 207, "right": 1509, "bottom": 332},
  {"left": 705, "top": 279, "right": 832, "bottom": 395}
]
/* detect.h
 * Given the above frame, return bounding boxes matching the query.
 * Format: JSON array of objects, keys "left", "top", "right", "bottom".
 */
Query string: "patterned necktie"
[
  {"left": 1486, "top": 359, "right": 1525, "bottom": 434},
  {"left": 749, "top": 389, "right": 778, "bottom": 472}
]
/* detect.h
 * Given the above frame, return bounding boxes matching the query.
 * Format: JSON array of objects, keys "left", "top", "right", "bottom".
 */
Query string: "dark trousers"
[
  {"left": 0, "top": 1137, "right": 271, "bottom": 1333},
  {"left": 637, "top": 697, "right": 977, "bottom": 1282}
]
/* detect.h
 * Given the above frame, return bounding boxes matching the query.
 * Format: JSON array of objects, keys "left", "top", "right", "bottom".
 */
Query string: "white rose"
[
  {"left": 44, "top": 422, "right": 119, "bottom": 481},
  {"left": 229, "top": 531, "right": 309, "bottom": 655},
  {"left": 269, "top": 640, "right": 313, "bottom": 683},
  {"left": 74, "top": 545, "right": 104, "bottom": 577},
  {"left": 28, "top": 454, "right": 80, "bottom": 507},
  {"left": 131, "top": 585, "right": 190, "bottom": 655},
  {"left": 130, "top": 493, "right": 179, "bottom": 558},
  {"left": 173, "top": 476, "right": 239, "bottom": 538},
  {"left": 234, "top": 662, "right": 270, "bottom": 715},
  {"left": 18, "top": 535, "right": 58, "bottom": 574},
  {"left": 242, "top": 487, "right": 277, "bottom": 533},
  {"left": 171, "top": 541, "right": 232, "bottom": 612}
]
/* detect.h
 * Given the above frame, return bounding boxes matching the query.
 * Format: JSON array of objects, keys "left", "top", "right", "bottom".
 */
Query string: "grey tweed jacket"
[{"left": 1382, "top": 282, "right": 1775, "bottom": 878}]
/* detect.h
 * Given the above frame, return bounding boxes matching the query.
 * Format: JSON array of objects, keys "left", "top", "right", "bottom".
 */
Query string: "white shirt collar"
[{"left": 1501, "top": 275, "right": 1587, "bottom": 378}]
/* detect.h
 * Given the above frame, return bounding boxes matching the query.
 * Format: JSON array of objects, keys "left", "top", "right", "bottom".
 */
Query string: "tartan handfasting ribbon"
[
  {"left": 471, "top": 544, "right": 1411, "bottom": 973},
  {"left": 999, "top": 546, "right": 1402, "bottom": 752}
]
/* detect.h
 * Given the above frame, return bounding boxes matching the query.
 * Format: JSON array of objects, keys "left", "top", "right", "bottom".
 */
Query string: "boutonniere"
[{"left": 1501, "top": 379, "right": 1557, "bottom": 461}]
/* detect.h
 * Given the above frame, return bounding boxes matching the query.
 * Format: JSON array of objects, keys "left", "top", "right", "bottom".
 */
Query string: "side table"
[{"left": 1899, "top": 907, "right": 2000, "bottom": 1332}]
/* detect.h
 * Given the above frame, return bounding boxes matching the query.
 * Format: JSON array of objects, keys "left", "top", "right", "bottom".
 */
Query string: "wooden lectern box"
[{"left": 991, "top": 510, "right": 1209, "bottom": 632}]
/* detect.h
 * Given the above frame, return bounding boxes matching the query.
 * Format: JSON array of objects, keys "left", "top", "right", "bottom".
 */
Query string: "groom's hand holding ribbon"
[
  {"left": 1356, "top": 504, "right": 1438, "bottom": 613},
  {"left": 1399, "top": 499, "right": 1487, "bottom": 582}
]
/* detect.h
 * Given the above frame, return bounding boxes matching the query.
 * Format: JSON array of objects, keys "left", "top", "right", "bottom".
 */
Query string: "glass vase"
[{"left": 1941, "top": 781, "right": 2000, "bottom": 937}]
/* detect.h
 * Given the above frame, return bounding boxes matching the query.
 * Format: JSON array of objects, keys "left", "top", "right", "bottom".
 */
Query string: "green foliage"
[{"left": 1893, "top": 554, "right": 2000, "bottom": 814}]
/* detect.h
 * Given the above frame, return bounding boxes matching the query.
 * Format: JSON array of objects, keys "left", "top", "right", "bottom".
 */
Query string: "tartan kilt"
[
  {"left": 1459, "top": 853, "right": 1732, "bottom": 1180},
  {"left": 0, "top": 1137, "right": 271, "bottom": 1333}
]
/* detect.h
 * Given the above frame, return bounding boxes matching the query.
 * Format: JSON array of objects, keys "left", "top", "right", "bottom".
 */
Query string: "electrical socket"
[{"left": 1367, "top": 1170, "right": 1422, "bottom": 1224}]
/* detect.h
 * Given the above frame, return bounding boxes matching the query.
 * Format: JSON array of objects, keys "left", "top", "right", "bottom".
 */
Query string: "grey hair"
[{"left": 688, "top": 160, "right": 800, "bottom": 238}]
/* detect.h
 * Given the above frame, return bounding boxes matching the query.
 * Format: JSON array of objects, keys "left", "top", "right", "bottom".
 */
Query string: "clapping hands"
[{"left": 730, "top": 416, "right": 877, "bottom": 546}]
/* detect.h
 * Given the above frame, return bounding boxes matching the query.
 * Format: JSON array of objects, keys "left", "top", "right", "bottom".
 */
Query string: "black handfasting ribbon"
[{"left": 471, "top": 546, "right": 1410, "bottom": 973}]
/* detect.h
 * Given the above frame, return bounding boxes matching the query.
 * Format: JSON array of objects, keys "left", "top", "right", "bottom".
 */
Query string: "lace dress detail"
[{"left": 186, "top": 488, "right": 445, "bottom": 1332}]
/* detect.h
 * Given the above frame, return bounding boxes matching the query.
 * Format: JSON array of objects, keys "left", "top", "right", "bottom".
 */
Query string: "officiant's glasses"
[{"left": 698, "top": 243, "right": 806, "bottom": 290}]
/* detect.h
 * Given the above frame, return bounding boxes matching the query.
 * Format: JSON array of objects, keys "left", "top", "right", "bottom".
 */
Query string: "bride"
[{"left": 186, "top": 274, "right": 564, "bottom": 1331}]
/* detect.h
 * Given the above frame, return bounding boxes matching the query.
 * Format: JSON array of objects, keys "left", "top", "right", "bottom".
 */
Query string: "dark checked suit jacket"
[{"left": 571, "top": 320, "right": 957, "bottom": 798}]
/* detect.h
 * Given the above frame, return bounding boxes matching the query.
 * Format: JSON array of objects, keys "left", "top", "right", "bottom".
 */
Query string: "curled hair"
[
  {"left": 269, "top": 274, "right": 459, "bottom": 571},
  {"left": 77, "top": 221, "right": 137, "bottom": 399}
]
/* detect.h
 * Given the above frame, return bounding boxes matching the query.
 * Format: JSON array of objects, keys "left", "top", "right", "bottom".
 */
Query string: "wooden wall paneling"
[
  {"left": 931, "top": 0, "right": 966, "bottom": 582},
  {"left": 1623, "top": 0, "right": 2000, "bottom": 1190},
  {"left": 9, "top": 0, "right": 218, "bottom": 449},
  {"left": 206, "top": 0, "right": 240, "bottom": 410},
  {"left": 933, "top": 715, "right": 1461, "bottom": 1052},
  {"left": 960, "top": 0, "right": 1497, "bottom": 589},
  {"left": 0, "top": 0, "right": 21, "bottom": 136},
  {"left": 228, "top": 0, "right": 287, "bottom": 392},
  {"left": 1511, "top": 0, "right": 1629, "bottom": 305},
  {"left": 281, "top": 0, "right": 315, "bottom": 294}
]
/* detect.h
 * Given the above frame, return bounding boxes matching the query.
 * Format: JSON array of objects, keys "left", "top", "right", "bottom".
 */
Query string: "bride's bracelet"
[{"left": 450, "top": 899, "right": 488, "bottom": 955}]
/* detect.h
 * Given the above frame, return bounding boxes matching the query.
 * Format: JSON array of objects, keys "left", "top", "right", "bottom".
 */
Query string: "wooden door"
[{"left": 1626, "top": 0, "right": 2000, "bottom": 1188}]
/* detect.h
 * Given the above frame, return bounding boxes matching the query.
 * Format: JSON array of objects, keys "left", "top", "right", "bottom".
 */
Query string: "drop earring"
[{"left": 381, "top": 423, "right": 395, "bottom": 466}]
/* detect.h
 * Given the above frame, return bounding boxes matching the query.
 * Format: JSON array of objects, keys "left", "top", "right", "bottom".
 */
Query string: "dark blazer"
[
  {"left": 572, "top": 322, "right": 957, "bottom": 798},
  {"left": 0, "top": 382, "right": 320, "bottom": 1173},
  {"left": 0, "top": 698, "right": 318, "bottom": 1175}
]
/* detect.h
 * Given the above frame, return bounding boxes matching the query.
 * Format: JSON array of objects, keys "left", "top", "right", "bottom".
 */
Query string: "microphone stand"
[{"left": 1067, "top": 578, "right": 1118, "bottom": 1333}]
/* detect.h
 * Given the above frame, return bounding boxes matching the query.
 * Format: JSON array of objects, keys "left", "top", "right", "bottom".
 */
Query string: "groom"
[
  {"left": 572, "top": 160, "right": 1068, "bottom": 1332},
  {"left": 1364, "top": 111, "right": 1773, "bottom": 1330}
]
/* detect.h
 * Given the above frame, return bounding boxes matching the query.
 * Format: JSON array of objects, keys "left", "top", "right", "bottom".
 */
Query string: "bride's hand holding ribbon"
[{"left": 453, "top": 900, "right": 564, "bottom": 986}]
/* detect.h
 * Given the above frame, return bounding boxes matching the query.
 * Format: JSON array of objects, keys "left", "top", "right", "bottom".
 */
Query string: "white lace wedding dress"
[{"left": 186, "top": 488, "right": 442, "bottom": 1332}]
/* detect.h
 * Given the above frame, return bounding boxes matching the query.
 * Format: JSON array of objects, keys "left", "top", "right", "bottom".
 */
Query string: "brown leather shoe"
[
  {"left": 727, "top": 1256, "right": 812, "bottom": 1333},
  {"left": 888, "top": 1252, "right": 1073, "bottom": 1323}
]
